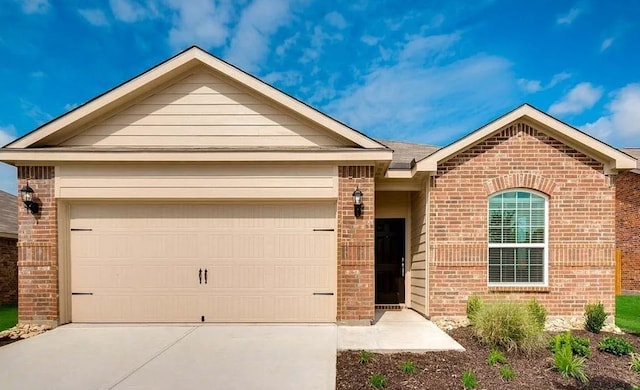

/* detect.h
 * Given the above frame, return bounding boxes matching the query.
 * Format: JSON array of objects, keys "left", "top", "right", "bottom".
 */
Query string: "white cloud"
[
  {"left": 167, "top": 0, "right": 235, "bottom": 50},
  {"left": 360, "top": 35, "right": 379, "bottom": 46},
  {"left": 109, "top": 0, "right": 159, "bottom": 23},
  {"left": 263, "top": 70, "right": 302, "bottom": 87},
  {"left": 518, "top": 72, "right": 571, "bottom": 93},
  {"left": 325, "top": 11, "right": 347, "bottom": 29},
  {"left": 518, "top": 79, "right": 543, "bottom": 93},
  {"left": 548, "top": 82, "right": 603, "bottom": 115},
  {"left": 0, "top": 163, "right": 17, "bottom": 195},
  {"left": 324, "top": 43, "right": 517, "bottom": 144},
  {"left": 600, "top": 37, "right": 614, "bottom": 52},
  {"left": 0, "top": 125, "right": 17, "bottom": 194},
  {"left": 20, "top": 100, "right": 52, "bottom": 125},
  {"left": 549, "top": 72, "right": 572, "bottom": 86},
  {"left": 582, "top": 83, "right": 640, "bottom": 142},
  {"left": 30, "top": 70, "right": 45, "bottom": 78},
  {"left": 275, "top": 33, "right": 299, "bottom": 56},
  {"left": 225, "top": 0, "right": 295, "bottom": 72},
  {"left": 78, "top": 8, "right": 110, "bottom": 26},
  {"left": 556, "top": 7, "right": 583, "bottom": 25},
  {"left": 398, "top": 32, "right": 461, "bottom": 64},
  {"left": 0, "top": 125, "right": 17, "bottom": 147},
  {"left": 19, "top": 0, "right": 49, "bottom": 14},
  {"left": 300, "top": 24, "right": 343, "bottom": 64},
  {"left": 64, "top": 102, "right": 79, "bottom": 111}
]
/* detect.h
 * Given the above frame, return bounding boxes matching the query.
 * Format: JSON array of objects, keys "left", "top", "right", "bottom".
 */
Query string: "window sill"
[{"left": 488, "top": 285, "right": 550, "bottom": 293}]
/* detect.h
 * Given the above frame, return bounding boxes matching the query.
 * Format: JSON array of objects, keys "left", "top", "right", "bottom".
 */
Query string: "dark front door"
[{"left": 375, "top": 219, "right": 405, "bottom": 304}]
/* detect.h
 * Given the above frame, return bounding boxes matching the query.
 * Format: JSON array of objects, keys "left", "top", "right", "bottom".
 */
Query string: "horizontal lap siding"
[
  {"left": 429, "top": 122, "right": 615, "bottom": 317},
  {"left": 56, "top": 164, "right": 339, "bottom": 199},
  {"left": 61, "top": 72, "right": 349, "bottom": 148},
  {"left": 410, "top": 184, "right": 427, "bottom": 315}
]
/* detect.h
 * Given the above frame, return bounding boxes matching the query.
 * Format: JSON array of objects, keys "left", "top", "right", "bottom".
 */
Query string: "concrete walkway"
[
  {"left": 0, "top": 324, "right": 337, "bottom": 390},
  {"left": 337, "top": 309, "right": 465, "bottom": 352}
]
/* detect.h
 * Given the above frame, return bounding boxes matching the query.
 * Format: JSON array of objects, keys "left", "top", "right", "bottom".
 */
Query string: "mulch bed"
[{"left": 337, "top": 327, "right": 640, "bottom": 389}]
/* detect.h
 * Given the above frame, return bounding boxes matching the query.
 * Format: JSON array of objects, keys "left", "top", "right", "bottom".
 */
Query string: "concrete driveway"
[{"left": 0, "top": 324, "right": 337, "bottom": 390}]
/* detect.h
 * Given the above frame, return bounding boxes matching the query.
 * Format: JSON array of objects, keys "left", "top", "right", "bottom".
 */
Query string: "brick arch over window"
[{"left": 484, "top": 173, "right": 556, "bottom": 196}]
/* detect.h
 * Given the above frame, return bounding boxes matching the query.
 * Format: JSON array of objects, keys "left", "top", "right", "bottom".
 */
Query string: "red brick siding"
[
  {"left": 429, "top": 122, "right": 615, "bottom": 317},
  {"left": 337, "top": 166, "right": 375, "bottom": 322},
  {"left": 17, "top": 166, "right": 58, "bottom": 325},
  {"left": 616, "top": 171, "right": 640, "bottom": 292},
  {"left": 0, "top": 236, "right": 18, "bottom": 305}
]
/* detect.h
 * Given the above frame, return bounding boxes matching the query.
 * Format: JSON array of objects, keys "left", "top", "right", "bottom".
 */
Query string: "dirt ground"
[{"left": 337, "top": 327, "right": 640, "bottom": 389}]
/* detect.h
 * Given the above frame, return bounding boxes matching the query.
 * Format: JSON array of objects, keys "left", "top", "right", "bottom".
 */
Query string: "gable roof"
[
  {"left": 622, "top": 148, "right": 640, "bottom": 174},
  {"left": 377, "top": 139, "right": 439, "bottom": 169},
  {"left": 0, "top": 190, "right": 17, "bottom": 239},
  {"left": 5, "top": 46, "right": 387, "bottom": 151},
  {"left": 414, "top": 104, "right": 637, "bottom": 175}
]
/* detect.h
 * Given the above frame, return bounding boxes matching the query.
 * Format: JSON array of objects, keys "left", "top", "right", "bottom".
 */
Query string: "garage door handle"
[
  {"left": 199, "top": 269, "right": 202, "bottom": 284},
  {"left": 204, "top": 269, "right": 208, "bottom": 284},
  {"left": 313, "top": 292, "right": 334, "bottom": 296}
]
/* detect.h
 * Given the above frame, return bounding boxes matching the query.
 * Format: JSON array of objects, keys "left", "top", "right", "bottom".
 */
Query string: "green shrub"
[
  {"left": 630, "top": 353, "right": 640, "bottom": 373},
  {"left": 499, "top": 365, "right": 516, "bottom": 381},
  {"left": 553, "top": 343, "right": 588, "bottom": 383},
  {"left": 550, "top": 331, "right": 591, "bottom": 358},
  {"left": 527, "top": 299, "right": 547, "bottom": 331},
  {"left": 472, "top": 301, "right": 546, "bottom": 354},
  {"left": 462, "top": 370, "right": 479, "bottom": 389},
  {"left": 368, "top": 373, "right": 387, "bottom": 389},
  {"left": 359, "top": 350, "right": 373, "bottom": 364},
  {"left": 598, "top": 336, "right": 635, "bottom": 356},
  {"left": 486, "top": 348, "right": 507, "bottom": 366},
  {"left": 584, "top": 302, "right": 608, "bottom": 334},
  {"left": 400, "top": 360, "right": 416, "bottom": 374},
  {"left": 467, "top": 295, "right": 483, "bottom": 322}
]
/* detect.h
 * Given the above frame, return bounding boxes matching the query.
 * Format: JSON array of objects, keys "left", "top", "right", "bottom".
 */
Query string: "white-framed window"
[{"left": 487, "top": 190, "right": 548, "bottom": 286}]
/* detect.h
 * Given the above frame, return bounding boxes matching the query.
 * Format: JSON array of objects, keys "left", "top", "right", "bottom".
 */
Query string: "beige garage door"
[{"left": 70, "top": 202, "right": 336, "bottom": 323}]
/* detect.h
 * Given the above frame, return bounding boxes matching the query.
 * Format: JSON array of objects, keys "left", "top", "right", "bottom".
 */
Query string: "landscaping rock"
[{"left": 0, "top": 323, "right": 52, "bottom": 341}]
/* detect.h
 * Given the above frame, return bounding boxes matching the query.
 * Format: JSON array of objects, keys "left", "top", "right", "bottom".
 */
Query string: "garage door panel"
[{"left": 70, "top": 202, "right": 336, "bottom": 323}]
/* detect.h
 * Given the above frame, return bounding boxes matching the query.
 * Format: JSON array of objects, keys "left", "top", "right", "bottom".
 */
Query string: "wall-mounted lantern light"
[
  {"left": 352, "top": 187, "right": 363, "bottom": 217},
  {"left": 20, "top": 182, "right": 39, "bottom": 214}
]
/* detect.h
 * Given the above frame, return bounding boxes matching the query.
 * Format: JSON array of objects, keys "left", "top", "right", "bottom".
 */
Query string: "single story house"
[
  {"left": 0, "top": 190, "right": 18, "bottom": 305},
  {"left": 616, "top": 150, "right": 640, "bottom": 293},
  {"left": 0, "top": 47, "right": 637, "bottom": 326}
]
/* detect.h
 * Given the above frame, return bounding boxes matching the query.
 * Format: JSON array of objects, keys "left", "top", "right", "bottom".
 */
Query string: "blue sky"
[{"left": 1, "top": 0, "right": 639, "bottom": 193}]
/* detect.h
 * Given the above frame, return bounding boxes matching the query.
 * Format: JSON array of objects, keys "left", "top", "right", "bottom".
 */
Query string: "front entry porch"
[{"left": 337, "top": 309, "right": 464, "bottom": 352}]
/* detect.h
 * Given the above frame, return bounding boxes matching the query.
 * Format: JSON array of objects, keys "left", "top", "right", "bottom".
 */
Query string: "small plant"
[
  {"left": 462, "top": 370, "right": 479, "bottom": 389},
  {"left": 359, "top": 350, "right": 374, "bottom": 364},
  {"left": 584, "top": 302, "right": 608, "bottom": 333},
  {"left": 598, "top": 336, "right": 635, "bottom": 356},
  {"left": 467, "top": 295, "right": 483, "bottom": 322},
  {"left": 472, "top": 301, "right": 546, "bottom": 355},
  {"left": 550, "top": 331, "right": 591, "bottom": 358},
  {"left": 368, "top": 373, "right": 387, "bottom": 389},
  {"left": 527, "top": 299, "right": 547, "bottom": 331},
  {"left": 487, "top": 348, "right": 507, "bottom": 366},
  {"left": 630, "top": 353, "right": 640, "bottom": 373},
  {"left": 400, "top": 360, "right": 417, "bottom": 374},
  {"left": 553, "top": 343, "right": 588, "bottom": 383},
  {"left": 499, "top": 365, "right": 517, "bottom": 381}
]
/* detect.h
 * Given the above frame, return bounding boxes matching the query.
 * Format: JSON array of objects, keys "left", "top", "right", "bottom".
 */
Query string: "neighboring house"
[
  {"left": 0, "top": 47, "right": 637, "bottom": 327},
  {"left": 617, "top": 148, "right": 640, "bottom": 293},
  {"left": 0, "top": 190, "right": 18, "bottom": 305}
]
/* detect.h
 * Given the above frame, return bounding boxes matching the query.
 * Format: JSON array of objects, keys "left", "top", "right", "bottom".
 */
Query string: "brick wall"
[
  {"left": 337, "top": 166, "right": 375, "bottom": 323},
  {"left": 617, "top": 171, "right": 640, "bottom": 292},
  {"left": 0, "top": 236, "right": 18, "bottom": 305},
  {"left": 18, "top": 166, "right": 58, "bottom": 326},
  {"left": 429, "top": 122, "right": 615, "bottom": 317}
]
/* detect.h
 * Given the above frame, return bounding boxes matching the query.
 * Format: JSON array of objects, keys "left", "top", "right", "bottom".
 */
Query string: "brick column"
[
  {"left": 17, "top": 166, "right": 58, "bottom": 326},
  {"left": 337, "top": 166, "right": 375, "bottom": 324}
]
